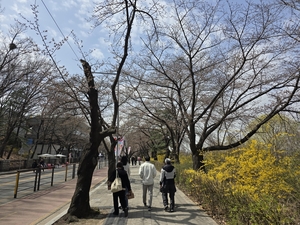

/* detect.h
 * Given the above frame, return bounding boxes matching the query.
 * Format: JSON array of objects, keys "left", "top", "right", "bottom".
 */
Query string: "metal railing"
[
  {"left": 0, "top": 160, "right": 107, "bottom": 204},
  {"left": 13, "top": 164, "right": 77, "bottom": 198}
]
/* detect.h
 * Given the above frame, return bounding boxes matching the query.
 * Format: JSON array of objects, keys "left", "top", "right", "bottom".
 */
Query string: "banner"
[
  {"left": 128, "top": 146, "right": 131, "bottom": 154},
  {"left": 114, "top": 137, "right": 124, "bottom": 157}
]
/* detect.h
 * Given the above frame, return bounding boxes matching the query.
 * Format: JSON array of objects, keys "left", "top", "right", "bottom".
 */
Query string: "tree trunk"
[
  {"left": 192, "top": 153, "right": 204, "bottom": 171},
  {"left": 107, "top": 135, "right": 117, "bottom": 179},
  {"left": 0, "top": 126, "right": 15, "bottom": 158},
  {"left": 173, "top": 142, "right": 180, "bottom": 163},
  {"left": 173, "top": 152, "right": 180, "bottom": 163},
  {"left": 164, "top": 148, "right": 170, "bottom": 161},
  {"left": 66, "top": 60, "right": 101, "bottom": 218},
  {"left": 64, "top": 60, "right": 115, "bottom": 221},
  {"left": 0, "top": 136, "right": 9, "bottom": 158},
  {"left": 67, "top": 149, "right": 98, "bottom": 217},
  {"left": 189, "top": 132, "right": 205, "bottom": 171}
]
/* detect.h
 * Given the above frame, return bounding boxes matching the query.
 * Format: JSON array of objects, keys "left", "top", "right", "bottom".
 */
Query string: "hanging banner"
[
  {"left": 128, "top": 146, "right": 131, "bottom": 154},
  {"left": 114, "top": 137, "right": 124, "bottom": 157}
]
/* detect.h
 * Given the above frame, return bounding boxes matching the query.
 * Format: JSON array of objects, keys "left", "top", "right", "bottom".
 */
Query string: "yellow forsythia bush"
[
  {"left": 178, "top": 140, "right": 300, "bottom": 224},
  {"left": 204, "top": 140, "right": 295, "bottom": 201},
  {"left": 156, "top": 154, "right": 165, "bottom": 164}
]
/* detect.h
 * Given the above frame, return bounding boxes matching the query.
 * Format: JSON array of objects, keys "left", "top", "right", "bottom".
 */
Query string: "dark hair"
[
  {"left": 121, "top": 156, "right": 128, "bottom": 165},
  {"left": 117, "top": 162, "right": 123, "bottom": 168},
  {"left": 145, "top": 156, "right": 150, "bottom": 161}
]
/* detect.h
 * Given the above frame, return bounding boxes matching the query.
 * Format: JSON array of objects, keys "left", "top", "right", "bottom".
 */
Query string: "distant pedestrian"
[
  {"left": 32, "top": 160, "right": 38, "bottom": 172},
  {"left": 160, "top": 158, "right": 176, "bottom": 212},
  {"left": 139, "top": 156, "right": 157, "bottom": 211},
  {"left": 131, "top": 156, "right": 137, "bottom": 166},
  {"left": 98, "top": 152, "right": 104, "bottom": 161},
  {"left": 39, "top": 158, "right": 45, "bottom": 171},
  {"left": 108, "top": 162, "right": 131, "bottom": 217},
  {"left": 137, "top": 156, "right": 141, "bottom": 165}
]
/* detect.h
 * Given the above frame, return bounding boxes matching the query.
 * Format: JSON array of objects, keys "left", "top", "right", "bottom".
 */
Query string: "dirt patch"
[{"left": 53, "top": 208, "right": 109, "bottom": 225}]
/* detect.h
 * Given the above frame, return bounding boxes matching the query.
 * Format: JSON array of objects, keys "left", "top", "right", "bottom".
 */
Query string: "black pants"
[
  {"left": 162, "top": 191, "right": 175, "bottom": 209},
  {"left": 113, "top": 190, "right": 127, "bottom": 214}
]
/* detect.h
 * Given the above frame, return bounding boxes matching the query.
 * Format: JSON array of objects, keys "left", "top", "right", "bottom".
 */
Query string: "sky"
[
  {"left": 0, "top": 0, "right": 267, "bottom": 76},
  {"left": 0, "top": 0, "right": 113, "bottom": 75}
]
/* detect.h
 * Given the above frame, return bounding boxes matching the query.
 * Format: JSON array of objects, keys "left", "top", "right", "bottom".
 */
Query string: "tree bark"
[
  {"left": 66, "top": 60, "right": 115, "bottom": 219},
  {"left": 192, "top": 153, "right": 204, "bottom": 171},
  {"left": 107, "top": 135, "right": 117, "bottom": 178},
  {"left": 66, "top": 60, "right": 100, "bottom": 218},
  {"left": 67, "top": 149, "right": 98, "bottom": 217}
]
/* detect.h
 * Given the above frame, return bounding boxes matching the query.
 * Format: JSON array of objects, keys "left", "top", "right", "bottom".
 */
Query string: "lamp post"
[{"left": 116, "top": 79, "right": 120, "bottom": 165}]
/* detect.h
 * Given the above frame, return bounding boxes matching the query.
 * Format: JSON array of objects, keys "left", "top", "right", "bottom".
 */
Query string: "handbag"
[
  {"left": 127, "top": 191, "right": 135, "bottom": 199},
  {"left": 111, "top": 170, "right": 123, "bottom": 193}
]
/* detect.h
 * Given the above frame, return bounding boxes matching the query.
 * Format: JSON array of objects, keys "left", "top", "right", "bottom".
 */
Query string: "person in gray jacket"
[
  {"left": 139, "top": 156, "right": 157, "bottom": 211},
  {"left": 160, "top": 158, "right": 176, "bottom": 212}
]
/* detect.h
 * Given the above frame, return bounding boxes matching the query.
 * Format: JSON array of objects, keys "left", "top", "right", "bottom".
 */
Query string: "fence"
[{"left": 0, "top": 157, "right": 82, "bottom": 172}]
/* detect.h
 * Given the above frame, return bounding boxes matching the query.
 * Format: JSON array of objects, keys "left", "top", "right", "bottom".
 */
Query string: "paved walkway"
[{"left": 0, "top": 163, "right": 218, "bottom": 225}]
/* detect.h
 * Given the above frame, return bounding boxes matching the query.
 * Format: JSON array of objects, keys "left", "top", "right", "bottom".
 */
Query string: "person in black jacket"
[
  {"left": 159, "top": 158, "right": 176, "bottom": 212},
  {"left": 32, "top": 160, "right": 38, "bottom": 172},
  {"left": 108, "top": 162, "right": 132, "bottom": 217}
]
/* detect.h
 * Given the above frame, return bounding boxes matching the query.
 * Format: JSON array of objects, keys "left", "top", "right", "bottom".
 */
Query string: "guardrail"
[
  {"left": 0, "top": 157, "right": 82, "bottom": 172},
  {"left": 0, "top": 159, "right": 107, "bottom": 203}
]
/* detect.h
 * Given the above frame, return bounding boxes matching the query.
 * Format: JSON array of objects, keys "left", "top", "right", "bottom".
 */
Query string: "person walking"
[
  {"left": 137, "top": 156, "right": 141, "bottom": 165},
  {"left": 120, "top": 156, "right": 130, "bottom": 208},
  {"left": 139, "top": 156, "right": 157, "bottom": 211},
  {"left": 160, "top": 158, "right": 176, "bottom": 212},
  {"left": 32, "top": 160, "right": 38, "bottom": 172},
  {"left": 108, "top": 162, "right": 132, "bottom": 217},
  {"left": 131, "top": 156, "right": 136, "bottom": 166},
  {"left": 39, "top": 158, "right": 45, "bottom": 171},
  {"left": 121, "top": 156, "right": 130, "bottom": 178}
]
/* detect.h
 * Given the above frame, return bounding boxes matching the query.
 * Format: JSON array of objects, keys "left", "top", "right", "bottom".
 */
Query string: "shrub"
[{"left": 177, "top": 140, "right": 300, "bottom": 224}]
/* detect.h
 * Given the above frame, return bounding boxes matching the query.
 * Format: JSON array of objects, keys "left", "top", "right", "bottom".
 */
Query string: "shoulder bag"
[{"left": 111, "top": 170, "right": 123, "bottom": 193}]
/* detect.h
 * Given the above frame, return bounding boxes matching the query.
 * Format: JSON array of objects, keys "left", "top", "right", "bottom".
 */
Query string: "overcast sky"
[{"left": 0, "top": 0, "right": 114, "bottom": 75}]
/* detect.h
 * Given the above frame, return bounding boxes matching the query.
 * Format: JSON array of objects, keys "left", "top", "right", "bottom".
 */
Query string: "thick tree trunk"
[
  {"left": 189, "top": 132, "right": 205, "bottom": 170},
  {"left": 107, "top": 136, "right": 117, "bottom": 179},
  {"left": 173, "top": 152, "right": 180, "bottom": 163},
  {"left": 189, "top": 126, "right": 204, "bottom": 170},
  {"left": 192, "top": 153, "right": 204, "bottom": 171},
  {"left": 67, "top": 149, "right": 98, "bottom": 217},
  {"left": 64, "top": 60, "right": 116, "bottom": 221},
  {"left": 66, "top": 60, "right": 101, "bottom": 218},
  {"left": 172, "top": 141, "right": 180, "bottom": 163}
]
